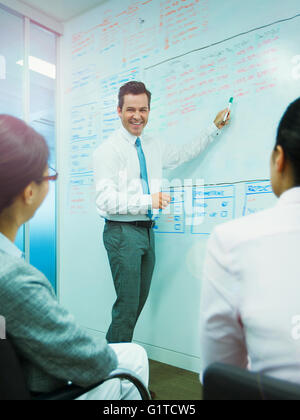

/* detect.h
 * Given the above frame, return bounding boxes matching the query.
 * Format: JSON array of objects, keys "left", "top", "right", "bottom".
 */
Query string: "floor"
[{"left": 149, "top": 359, "right": 203, "bottom": 400}]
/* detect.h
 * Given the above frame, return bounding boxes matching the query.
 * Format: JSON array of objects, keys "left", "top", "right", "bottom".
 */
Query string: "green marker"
[{"left": 223, "top": 97, "right": 233, "bottom": 122}]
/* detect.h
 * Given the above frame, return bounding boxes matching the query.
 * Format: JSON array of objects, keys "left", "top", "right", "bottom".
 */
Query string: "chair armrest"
[{"left": 32, "top": 368, "right": 151, "bottom": 401}]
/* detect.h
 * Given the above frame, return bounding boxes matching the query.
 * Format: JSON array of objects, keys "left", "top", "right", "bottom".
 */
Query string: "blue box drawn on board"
[
  {"left": 191, "top": 184, "right": 236, "bottom": 235},
  {"left": 153, "top": 189, "right": 185, "bottom": 234},
  {"left": 243, "top": 180, "right": 275, "bottom": 216}
]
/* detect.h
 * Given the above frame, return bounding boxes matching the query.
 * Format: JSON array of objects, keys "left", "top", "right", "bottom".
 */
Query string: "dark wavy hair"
[
  {"left": 275, "top": 98, "right": 300, "bottom": 186},
  {"left": 0, "top": 115, "right": 49, "bottom": 213},
  {"left": 118, "top": 81, "right": 152, "bottom": 110}
]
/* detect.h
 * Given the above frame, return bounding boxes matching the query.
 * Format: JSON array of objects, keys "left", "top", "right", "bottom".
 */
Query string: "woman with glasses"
[{"left": 0, "top": 115, "right": 148, "bottom": 399}]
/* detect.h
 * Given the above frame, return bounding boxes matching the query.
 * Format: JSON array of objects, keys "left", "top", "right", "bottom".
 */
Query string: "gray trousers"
[{"left": 103, "top": 222, "right": 155, "bottom": 343}]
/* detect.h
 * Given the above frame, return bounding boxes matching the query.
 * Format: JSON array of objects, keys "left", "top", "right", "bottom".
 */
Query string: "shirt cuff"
[
  {"left": 141, "top": 194, "right": 153, "bottom": 211},
  {"left": 208, "top": 121, "right": 221, "bottom": 137}
]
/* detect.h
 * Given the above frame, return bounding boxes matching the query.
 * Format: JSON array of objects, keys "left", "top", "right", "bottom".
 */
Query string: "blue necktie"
[{"left": 135, "top": 137, "right": 152, "bottom": 220}]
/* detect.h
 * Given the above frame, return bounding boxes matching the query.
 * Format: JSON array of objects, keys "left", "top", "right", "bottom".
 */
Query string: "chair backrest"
[
  {"left": 0, "top": 338, "right": 30, "bottom": 400},
  {"left": 203, "top": 363, "right": 300, "bottom": 401}
]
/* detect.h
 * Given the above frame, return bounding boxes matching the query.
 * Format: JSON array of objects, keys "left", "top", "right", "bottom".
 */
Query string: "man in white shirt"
[
  {"left": 94, "top": 81, "right": 230, "bottom": 343},
  {"left": 200, "top": 97, "right": 300, "bottom": 385}
]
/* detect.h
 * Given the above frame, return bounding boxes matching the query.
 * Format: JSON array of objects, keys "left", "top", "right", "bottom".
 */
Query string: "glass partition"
[
  {"left": 0, "top": 5, "right": 57, "bottom": 290},
  {"left": 0, "top": 5, "right": 24, "bottom": 252},
  {"left": 29, "top": 23, "right": 57, "bottom": 291}
]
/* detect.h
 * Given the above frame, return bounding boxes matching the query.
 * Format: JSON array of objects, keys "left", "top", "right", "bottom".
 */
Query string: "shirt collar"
[
  {"left": 119, "top": 124, "right": 144, "bottom": 145},
  {"left": 0, "top": 232, "right": 23, "bottom": 259},
  {"left": 278, "top": 187, "right": 300, "bottom": 206}
]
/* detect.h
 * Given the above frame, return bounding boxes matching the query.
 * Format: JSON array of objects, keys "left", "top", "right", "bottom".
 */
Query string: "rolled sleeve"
[{"left": 162, "top": 123, "right": 221, "bottom": 170}]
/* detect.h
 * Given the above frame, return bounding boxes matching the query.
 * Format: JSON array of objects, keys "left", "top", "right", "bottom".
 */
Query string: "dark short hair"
[
  {"left": 276, "top": 98, "right": 300, "bottom": 186},
  {"left": 118, "top": 81, "right": 151, "bottom": 110},
  {"left": 0, "top": 115, "right": 49, "bottom": 213}
]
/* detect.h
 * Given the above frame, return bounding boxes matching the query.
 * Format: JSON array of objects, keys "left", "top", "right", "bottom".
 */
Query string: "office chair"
[
  {"left": 0, "top": 339, "right": 151, "bottom": 401},
  {"left": 203, "top": 363, "right": 300, "bottom": 401}
]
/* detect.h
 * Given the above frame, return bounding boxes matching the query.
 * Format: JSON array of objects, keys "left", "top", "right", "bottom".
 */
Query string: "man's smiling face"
[{"left": 117, "top": 93, "right": 150, "bottom": 137}]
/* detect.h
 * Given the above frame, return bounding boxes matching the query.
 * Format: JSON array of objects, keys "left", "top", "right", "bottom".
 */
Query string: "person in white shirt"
[
  {"left": 200, "top": 97, "right": 300, "bottom": 385},
  {"left": 94, "top": 81, "right": 230, "bottom": 343}
]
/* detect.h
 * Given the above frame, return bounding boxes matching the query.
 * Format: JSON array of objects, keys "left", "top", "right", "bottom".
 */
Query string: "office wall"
[{"left": 59, "top": 0, "right": 300, "bottom": 371}]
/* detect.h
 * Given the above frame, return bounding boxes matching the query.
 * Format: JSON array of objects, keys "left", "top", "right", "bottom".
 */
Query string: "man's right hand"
[{"left": 151, "top": 192, "right": 171, "bottom": 209}]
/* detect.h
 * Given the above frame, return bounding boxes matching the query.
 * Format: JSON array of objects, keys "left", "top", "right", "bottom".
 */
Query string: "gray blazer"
[{"left": 0, "top": 250, "right": 117, "bottom": 393}]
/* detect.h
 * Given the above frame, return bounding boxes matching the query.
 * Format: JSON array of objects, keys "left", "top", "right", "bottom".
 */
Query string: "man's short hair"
[{"left": 118, "top": 81, "right": 152, "bottom": 110}]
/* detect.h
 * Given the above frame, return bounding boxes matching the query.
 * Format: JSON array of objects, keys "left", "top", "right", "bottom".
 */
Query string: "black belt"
[{"left": 105, "top": 219, "right": 156, "bottom": 229}]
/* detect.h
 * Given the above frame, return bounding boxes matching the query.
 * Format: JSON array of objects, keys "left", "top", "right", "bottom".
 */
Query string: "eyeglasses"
[
  {"left": 45, "top": 166, "right": 58, "bottom": 181},
  {"left": 37, "top": 167, "right": 58, "bottom": 183}
]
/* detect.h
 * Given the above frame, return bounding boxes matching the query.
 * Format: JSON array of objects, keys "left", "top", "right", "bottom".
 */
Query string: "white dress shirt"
[
  {"left": 93, "top": 123, "right": 220, "bottom": 221},
  {"left": 200, "top": 187, "right": 300, "bottom": 385}
]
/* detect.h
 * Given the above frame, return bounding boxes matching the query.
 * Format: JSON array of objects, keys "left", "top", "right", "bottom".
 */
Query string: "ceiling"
[{"left": 18, "top": 0, "right": 109, "bottom": 23}]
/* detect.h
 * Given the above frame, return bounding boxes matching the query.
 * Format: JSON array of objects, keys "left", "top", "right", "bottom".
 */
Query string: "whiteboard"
[{"left": 59, "top": 0, "right": 300, "bottom": 371}]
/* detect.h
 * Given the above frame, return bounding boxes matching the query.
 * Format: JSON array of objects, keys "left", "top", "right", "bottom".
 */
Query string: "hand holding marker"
[{"left": 223, "top": 97, "right": 233, "bottom": 123}]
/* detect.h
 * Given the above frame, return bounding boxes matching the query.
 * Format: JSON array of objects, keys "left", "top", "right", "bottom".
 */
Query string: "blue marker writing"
[{"left": 223, "top": 97, "right": 234, "bottom": 122}]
